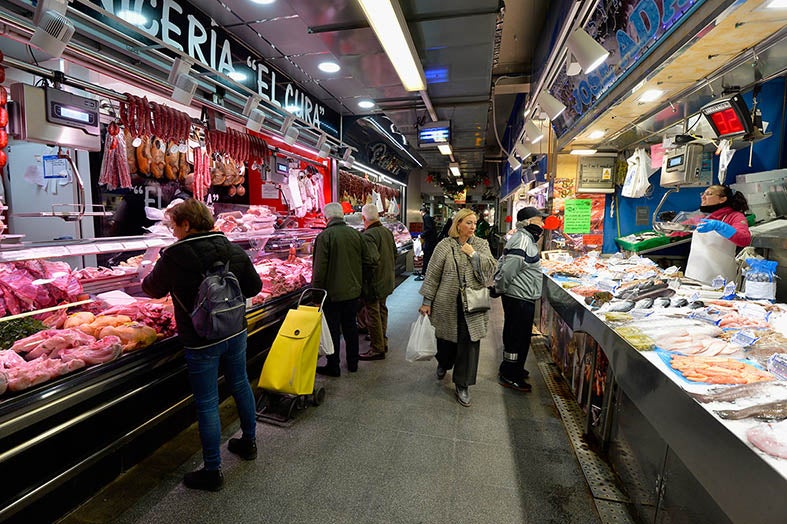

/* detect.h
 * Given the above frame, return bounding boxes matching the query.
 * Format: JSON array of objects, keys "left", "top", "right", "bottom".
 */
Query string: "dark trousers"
[
  {"left": 324, "top": 298, "right": 360, "bottom": 371},
  {"left": 498, "top": 295, "right": 536, "bottom": 381},
  {"left": 436, "top": 295, "right": 480, "bottom": 387},
  {"left": 422, "top": 241, "right": 435, "bottom": 275},
  {"left": 364, "top": 297, "right": 389, "bottom": 354}
]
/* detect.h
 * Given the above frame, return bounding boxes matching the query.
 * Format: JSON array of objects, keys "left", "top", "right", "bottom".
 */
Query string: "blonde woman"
[{"left": 418, "top": 208, "right": 496, "bottom": 406}]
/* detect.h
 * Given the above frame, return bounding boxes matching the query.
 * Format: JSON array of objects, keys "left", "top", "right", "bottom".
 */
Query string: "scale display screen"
[
  {"left": 667, "top": 154, "right": 684, "bottom": 169},
  {"left": 56, "top": 105, "right": 94, "bottom": 125},
  {"left": 700, "top": 94, "right": 752, "bottom": 138}
]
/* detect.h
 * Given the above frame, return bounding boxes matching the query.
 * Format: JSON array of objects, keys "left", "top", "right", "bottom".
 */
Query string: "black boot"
[
  {"left": 183, "top": 467, "right": 224, "bottom": 491},
  {"left": 228, "top": 437, "right": 257, "bottom": 460}
]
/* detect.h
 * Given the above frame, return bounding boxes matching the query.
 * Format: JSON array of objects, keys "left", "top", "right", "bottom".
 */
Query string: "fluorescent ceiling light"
[
  {"left": 357, "top": 0, "right": 427, "bottom": 91},
  {"left": 766, "top": 0, "right": 787, "bottom": 7},
  {"left": 358, "top": 99, "right": 375, "bottom": 109},
  {"left": 118, "top": 10, "right": 147, "bottom": 26},
  {"left": 456, "top": 179, "right": 464, "bottom": 186},
  {"left": 449, "top": 162, "right": 461, "bottom": 177},
  {"left": 566, "top": 28, "right": 609, "bottom": 74},
  {"left": 318, "top": 61, "right": 341, "bottom": 73},
  {"left": 513, "top": 141, "right": 532, "bottom": 160},
  {"left": 437, "top": 143, "right": 452, "bottom": 155},
  {"left": 538, "top": 91, "right": 566, "bottom": 120},
  {"left": 588, "top": 130, "right": 605, "bottom": 139},
  {"left": 250, "top": 0, "right": 276, "bottom": 4},
  {"left": 639, "top": 89, "right": 663, "bottom": 103},
  {"left": 525, "top": 119, "right": 544, "bottom": 144},
  {"left": 228, "top": 71, "right": 246, "bottom": 82},
  {"left": 570, "top": 149, "right": 597, "bottom": 156}
]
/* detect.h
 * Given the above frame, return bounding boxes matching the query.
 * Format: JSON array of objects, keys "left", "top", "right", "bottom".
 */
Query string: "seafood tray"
[
  {"left": 657, "top": 350, "right": 774, "bottom": 385},
  {"left": 615, "top": 231, "right": 671, "bottom": 252}
]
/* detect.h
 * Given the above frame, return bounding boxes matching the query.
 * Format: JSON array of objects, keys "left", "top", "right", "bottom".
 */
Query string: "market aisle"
[{"left": 62, "top": 275, "right": 601, "bottom": 524}]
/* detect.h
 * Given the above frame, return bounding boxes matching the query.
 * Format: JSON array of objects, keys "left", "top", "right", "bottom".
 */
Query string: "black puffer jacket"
[{"left": 142, "top": 232, "right": 262, "bottom": 348}]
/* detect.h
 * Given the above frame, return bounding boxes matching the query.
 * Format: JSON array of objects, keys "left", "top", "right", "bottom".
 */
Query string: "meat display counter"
[
  {"left": 0, "top": 230, "right": 315, "bottom": 523},
  {"left": 346, "top": 214, "right": 413, "bottom": 276},
  {"left": 540, "top": 275, "right": 787, "bottom": 523}
]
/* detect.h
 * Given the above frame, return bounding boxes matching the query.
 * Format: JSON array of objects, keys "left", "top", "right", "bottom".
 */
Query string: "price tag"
[
  {"left": 739, "top": 302, "right": 768, "bottom": 321},
  {"left": 711, "top": 276, "right": 726, "bottom": 289},
  {"left": 689, "top": 310, "right": 720, "bottom": 325},
  {"left": 690, "top": 292, "right": 701, "bottom": 303},
  {"left": 97, "top": 243, "right": 126, "bottom": 252},
  {"left": 730, "top": 330, "right": 758, "bottom": 347},
  {"left": 596, "top": 279, "right": 617, "bottom": 293}
]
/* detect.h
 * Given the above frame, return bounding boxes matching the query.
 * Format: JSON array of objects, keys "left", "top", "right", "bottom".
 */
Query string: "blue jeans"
[{"left": 185, "top": 331, "right": 257, "bottom": 470}]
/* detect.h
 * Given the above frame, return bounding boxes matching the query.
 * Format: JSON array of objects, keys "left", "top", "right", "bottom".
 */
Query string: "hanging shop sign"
[
  {"left": 343, "top": 116, "right": 419, "bottom": 181},
  {"left": 79, "top": 0, "right": 341, "bottom": 137},
  {"left": 549, "top": 0, "right": 704, "bottom": 137}
]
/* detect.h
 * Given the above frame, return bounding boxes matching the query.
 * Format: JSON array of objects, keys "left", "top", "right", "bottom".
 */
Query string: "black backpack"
[{"left": 174, "top": 260, "right": 246, "bottom": 340}]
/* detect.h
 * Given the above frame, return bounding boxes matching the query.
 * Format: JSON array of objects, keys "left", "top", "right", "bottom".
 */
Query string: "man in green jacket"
[
  {"left": 313, "top": 202, "right": 377, "bottom": 376},
  {"left": 358, "top": 204, "right": 397, "bottom": 361}
]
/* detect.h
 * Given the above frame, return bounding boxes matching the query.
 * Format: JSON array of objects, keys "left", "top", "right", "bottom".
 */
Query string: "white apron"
[{"left": 685, "top": 230, "right": 737, "bottom": 285}]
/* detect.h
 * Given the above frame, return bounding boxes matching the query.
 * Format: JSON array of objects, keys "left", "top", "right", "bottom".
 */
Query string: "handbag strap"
[{"left": 451, "top": 241, "right": 467, "bottom": 289}]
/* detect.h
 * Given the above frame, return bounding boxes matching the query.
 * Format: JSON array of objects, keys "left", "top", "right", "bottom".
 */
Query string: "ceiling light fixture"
[
  {"left": 766, "top": 0, "right": 787, "bottom": 7},
  {"left": 456, "top": 179, "right": 464, "bottom": 186},
  {"left": 167, "top": 57, "right": 198, "bottom": 105},
  {"left": 318, "top": 61, "right": 341, "bottom": 73},
  {"left": 30, "top": 0, "right": 75, "bottom": 59},
  {"left": 357, "top": 0, "right": 427, "bottom": 91},
  {"left": 588, "top": 130, "right": 605, "bottom": 139},
  {"left": 525, "top": 119, "right": 544, "bottom": 144},
  {"left": 508, "top": 153, "right": 522, "bottom": 171},
  {"left": 513, "top": 140, "right": 532, "bottom": 160},
  {"left": 566, "top": 28, "right": 610, "bottom": 74},
  {"left": 437, "top": 143, "right": 452, "bottom": 155},
  {"left": 317, "top": 134, "right": 332, "bottom": 158},
  {"left": 538, "top": 91, "right": 567, "bottom": 120},
  {"left": 565, "top": 51, "right": 582, "bottom": 76},
  {"left": 250, "top": 0, "right": 277, "bottom": 4},
  {"left": 639, "top": 89, "right": 664, "bottom": 103},
  {"left": 118, "top": 9, "right": 147, "bottom": 26},
  {"left": 449, "top": 162, "right": 461, "bottom": 177},
  {"left": 228, "top": 70, "right": 246, "bottom": 82},
  {"left": 570, "top": 149, "right": 597, "bottom": 156},
  {"left": 358, "top": 99, "right": 375, "bottom": 109},
  {"left": 243, "top": 96, "right": 265, "bottom": 131}
]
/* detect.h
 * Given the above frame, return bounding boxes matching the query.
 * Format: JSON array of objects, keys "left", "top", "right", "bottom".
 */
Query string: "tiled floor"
[{"left": 61, "top": 275, "right": 600, "bottom": 524}]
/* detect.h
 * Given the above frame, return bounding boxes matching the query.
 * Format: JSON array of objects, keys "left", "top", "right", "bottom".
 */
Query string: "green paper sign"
[{"left": 563, "top": 199, "right": 592, "bottom": 233}]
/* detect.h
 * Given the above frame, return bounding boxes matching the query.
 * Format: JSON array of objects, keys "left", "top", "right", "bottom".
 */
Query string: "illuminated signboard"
[{"left": 418, "top": 121, "right": 451, "bottom": 148}]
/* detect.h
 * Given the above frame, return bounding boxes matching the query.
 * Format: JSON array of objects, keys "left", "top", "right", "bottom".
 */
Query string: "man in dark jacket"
[
  {"left": 313, "top": 202, "right": 377, "bottom": 376},
  {"left": 358, "top": 204, "right": 396, "bottom": 361},
  {"left": 415, "top": 205, "right": 437, "bottom": 280}
]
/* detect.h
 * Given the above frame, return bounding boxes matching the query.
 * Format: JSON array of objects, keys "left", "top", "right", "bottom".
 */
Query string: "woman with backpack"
[{"left": 142, "top": 199, "right": 262, "bottom": 492}]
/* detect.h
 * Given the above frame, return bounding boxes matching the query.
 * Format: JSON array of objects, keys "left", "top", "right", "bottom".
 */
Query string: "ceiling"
[{"left": 185, "top": 0, "right": 550, "bottom": 183}]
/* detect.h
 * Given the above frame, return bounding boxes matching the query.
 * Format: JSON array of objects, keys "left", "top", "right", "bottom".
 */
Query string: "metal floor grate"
[{"left": 532, "top": 337, "right": 636, "bottom": 524}]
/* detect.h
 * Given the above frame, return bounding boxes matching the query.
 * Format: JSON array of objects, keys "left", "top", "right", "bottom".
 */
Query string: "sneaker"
[
  {"left": 359, "top": 350, "right": 385, "bottom": 361},
  {"left": 414, "top": 275, "right": 425, "bottom": 281},
  {"left": 455, "top": 386, "right": 471, "bottom": 407},
  {"left": 436, "top": 365, "right": 447, "bottom": 380},
  {"left": 183, "top": 468, "right": 224, "bottom": 492},
  {"left": 316, "top": 366, "right": 340, "bottom": 377},
  {"left": 498, "top": 375, "right": 532, "bottom": 393},
  {"left": 228, "top": 437, "right": 257, "bottom": 460}
]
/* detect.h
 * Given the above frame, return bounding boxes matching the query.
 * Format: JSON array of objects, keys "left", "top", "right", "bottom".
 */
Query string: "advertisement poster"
[
  {"left": 551, "top": 191, "right": 607, "bottom": 253},
  {"left": 563, "top": 199, "right": 592, "bottom": 233}
]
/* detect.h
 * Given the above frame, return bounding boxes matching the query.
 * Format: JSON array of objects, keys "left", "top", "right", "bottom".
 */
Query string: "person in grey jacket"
[
  {"left": 418, "top": 208, "right": 496, "bottom": 407},
  {"left": 358, "top": 204, "right": 397, "bottom": 360},
  {"left": 313, "top": 202, "right": 377, "bottom": 376},
  {"left": 495, "top": 207, "right": 546, "bottom": 392}
]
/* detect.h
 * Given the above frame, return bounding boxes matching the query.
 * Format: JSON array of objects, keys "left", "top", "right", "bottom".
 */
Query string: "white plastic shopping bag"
[
  {"left": 318, "top": 314, "right": 334, "bottom": 356},
  {"left": 405, "top": 314, "right": 438, "bottom": 362}
]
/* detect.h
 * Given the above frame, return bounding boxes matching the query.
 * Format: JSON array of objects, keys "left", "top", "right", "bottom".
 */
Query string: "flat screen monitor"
[{"left": 417, "top": 121, "right": 451, "bottom": 148}]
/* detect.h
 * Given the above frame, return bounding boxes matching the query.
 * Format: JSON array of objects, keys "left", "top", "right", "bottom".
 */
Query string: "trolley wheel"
[
  {"left": 255, "top": 391, "right": 269, "bottom": 412},
  {"left": 312, "top": 386, "right": 326, "bottom": 406},
  {"left": 286, "top": 397, "right": 297, "bottom": 419},
  {"left": 296, "top": 395, "right": 308, "bottom": 410}
]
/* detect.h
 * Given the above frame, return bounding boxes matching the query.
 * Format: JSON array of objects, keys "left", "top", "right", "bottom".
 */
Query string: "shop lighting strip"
[{"left": 352, "top": 161, "right": 407, "bottom": 188}]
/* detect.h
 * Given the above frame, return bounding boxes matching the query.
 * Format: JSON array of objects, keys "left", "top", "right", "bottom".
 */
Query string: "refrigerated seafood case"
[
  {"left": 0, "top": 232, "right": 316, "bottom": 523},
  {"left": 541, "top": 275, "right": 787, "bottom": 523}
]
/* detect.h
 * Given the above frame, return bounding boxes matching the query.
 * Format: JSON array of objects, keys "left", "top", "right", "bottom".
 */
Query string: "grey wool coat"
[{"left": 419, "top": 236, "right": 497, "bottom": 342}]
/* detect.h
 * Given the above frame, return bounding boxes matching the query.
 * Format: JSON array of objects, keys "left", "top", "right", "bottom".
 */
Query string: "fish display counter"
[{"left": 539, "top": 252, "right": 787, "bottom": 523}]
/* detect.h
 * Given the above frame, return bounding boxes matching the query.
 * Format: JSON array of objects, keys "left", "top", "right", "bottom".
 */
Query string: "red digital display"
[{"left": 709, "top": 107, "right": 745, "bottom": 136}]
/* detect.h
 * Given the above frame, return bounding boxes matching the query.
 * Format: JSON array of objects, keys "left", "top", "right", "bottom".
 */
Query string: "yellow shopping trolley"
[{"left": 256, "top": 288, "right": 327, "bottom": 426}]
